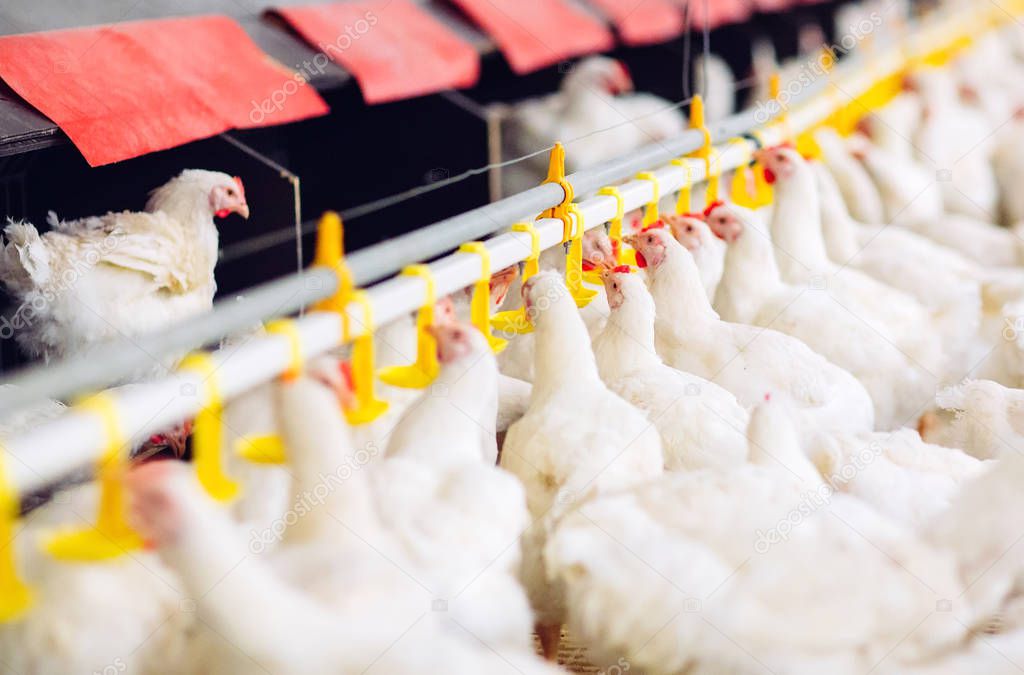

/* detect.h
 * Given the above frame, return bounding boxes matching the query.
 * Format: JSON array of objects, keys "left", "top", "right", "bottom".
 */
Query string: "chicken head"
[
  {"left": 489, "top": 265, "right": 519, "bottom": 309},
  {"left": 209, "top": 175, "right": 250, "bottom": 219},
  {"left": 581, "top": 229, "right": 616, "bottom": 271},
  {"left": 704, "top": 203, "right": 744, "bottom": 243},
  {"left": 754, "top": 145, "right": 802, "bottom": 184},
  {"left": 435, "top": 296, "right": 458, "bottom": 325},
  {"left": 306, "top": 354, "right": 357, "bottom": 411},
  {"left": 125, "top": 460, "right": 197, "bottom": 548},
  {"left": 521, "top": 271, "right": 572, "bottom": 323},
  {"left": 146, "top": 419, "right": 193, "bottom": 459},
  {"left": 662, "top": 213, "right": 710, "bottom": 250},
  {"left": 624, "top": 227, "right": 673, "bottom": 269},
  {"left": 599, "top": 265, "right": 639, "bottom": 309},
  {"left": 428, "top": 320, "right": 488, "bottom": 364},
  {"left": 563, "top": 56, "right": 634, "bottom": 97}
]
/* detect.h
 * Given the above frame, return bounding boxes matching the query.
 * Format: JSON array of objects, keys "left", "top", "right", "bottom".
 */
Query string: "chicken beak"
[{"left": 235, "top": 202, "right": 250, "bottom": 220}]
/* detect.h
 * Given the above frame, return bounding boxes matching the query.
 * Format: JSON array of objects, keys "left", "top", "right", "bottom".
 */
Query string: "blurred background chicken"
[{"left": 502, "top": 57, "right": 685, "bottom": 195}]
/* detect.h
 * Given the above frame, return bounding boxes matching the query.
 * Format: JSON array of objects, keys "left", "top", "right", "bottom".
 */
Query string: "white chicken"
[
  {"left": 662, "top": 212, "right": 726, "bottom": 300},
  {"left": 759, "top": 145, "right": 948, "bottom": 392},
  {"left": 811, "top": 157, "right": 982, "bottom": 375},
  {"left": 0, "top": 170, "right": 248, "bottom": 374},
  {"left": 907, "top": 67, "right": 999, "bottom": 221},
  {"left": 952, "top": 34, "right": 1024, "bottom": 131},
  {"left": 124, "top": 460, "right": 559, "bottom": 675},
  {"left": 545, "top": 399, "right": 971, "bottom": 674},
  {"left": 345, "top": 267, "right": 520, "bottom": 454},
  {"left": 813, "top": 126, "right": 886, "bottom": 226},
  {"left": 498, "top": 270, "right": 663, "bottom": 658},
  {"left": 926, "top": 450, "right": 1024, "bottom": 636},
  {"left": 504, "top": 56, "right": 684, "bottom": 193},
  {"left": 707, "top": 201, "right": 919, "bottom": 429},
  {"left": 264, "top": 326, "right": 536, "bottom": 655},
  {"left": 498, "top": 229, "right": 611, "bottom": 382},
  {"left": 385, "top": 321, "right": 499, "bottom": 465},
  {"left": 811, "top": 427, "right": 985, "bottom": 530},
  {"left": 591, "top": 265, "right": 749, "bottom": 471},
  {"left": 627, "top": 226, "right": 875, "bottom": 437},
  {"left": 933, "top": 378, "right": 1024, "bottom": 460},
  {"left": 0, "top": 385, "right": 194, "bottom": 675},
  {"left": 0, "top": 480, "right": 192, "bottom": 675},
  {"left": 855, "top": 106, "right": 1024, "bottom": 267}
]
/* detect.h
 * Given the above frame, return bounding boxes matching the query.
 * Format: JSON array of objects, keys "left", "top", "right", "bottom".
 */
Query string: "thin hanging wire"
[
  {"left": 219, "top": 133, "right": 305, "bottom": 309},
  {"left": 682, "top": 0, "right": 693, "bottom": 98},
  {"left": 702, "top": 0, "right": 711, "bottom": 99}
]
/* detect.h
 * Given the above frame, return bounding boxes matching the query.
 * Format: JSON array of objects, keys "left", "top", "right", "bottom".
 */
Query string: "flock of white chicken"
[{"left": 8, "top": 10, "right": 1024, "bottom": 675}]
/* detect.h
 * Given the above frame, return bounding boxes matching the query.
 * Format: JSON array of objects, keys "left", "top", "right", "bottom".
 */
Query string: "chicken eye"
[
  {"left": 612, "top": 282, "right": 619, "bottom": 290},
  {"left": 686, "top": 225, "right": 694, "bottom": 233}
]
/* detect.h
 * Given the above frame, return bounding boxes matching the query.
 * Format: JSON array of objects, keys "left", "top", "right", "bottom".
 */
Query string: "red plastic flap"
[
  {"left": 683, "top": 0, "right": 752, "bottom": 29},
  {"left": 586, "top": 0, "right": 684, "bottom": 46},
  {"left": 751, "top": 0, "right": 794, "bottom": 11},
  {"left": 448, "top": 0, "right": 614, "bottom": 74},
  {"left": 0, "top": 16, "right": 329, "bottom": 166},
  {"left": 272, "top": 1, "right": 480, "bottom": 104}
]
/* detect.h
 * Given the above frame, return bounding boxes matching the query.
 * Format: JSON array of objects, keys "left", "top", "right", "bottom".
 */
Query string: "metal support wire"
[{"left": 0, "top": 2, "right": 1000, "bottom": 493}]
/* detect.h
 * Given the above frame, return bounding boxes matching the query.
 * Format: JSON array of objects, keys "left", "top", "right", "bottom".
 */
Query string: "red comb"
[
  {"left": 641, "top": 220, "right": 666, "bottom": 232},
  {"left": 703, "top": 200, "right": 725, "bottom": 217},
  {"left": 612, "top": 265, "right": 633, "bottom": 273},
  {"left": 681, "top": 212, "right": 706, "bottom": 221},
  {"left": 581, "top": 260, "right": 597, "bottom": 271},
  {"left": 233, "top": 176, "right": 245, "bottom": 199}
]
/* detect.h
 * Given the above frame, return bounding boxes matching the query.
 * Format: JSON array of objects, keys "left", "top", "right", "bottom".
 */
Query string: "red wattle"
[
  {"left": 581, "top": 260, "right": 597, "bottom": 271},
  {"left": 635, "top": 251, "right": 648, "bottom": 268},
  {"left": 763, "top": 168, "right": 776, "bottom": 184},
  {"left": 215, "top": 208, "right": 231, "bottom": 218},
  {"left": 339, "top": 360, "right": 354, "bottom": 391}
]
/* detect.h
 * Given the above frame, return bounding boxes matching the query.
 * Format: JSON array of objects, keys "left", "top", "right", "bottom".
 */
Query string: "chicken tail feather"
[{"left": 0, "top": 221, "right": 51, "bottom": 296}]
